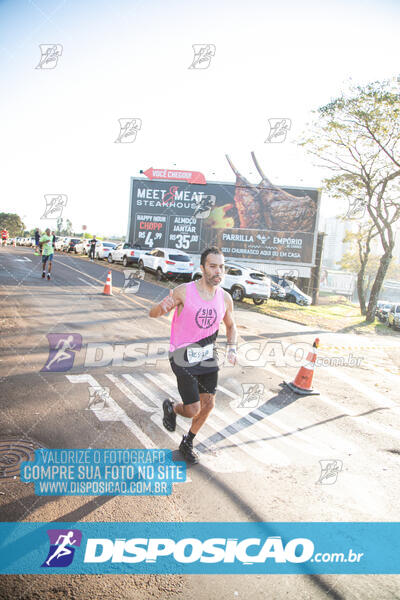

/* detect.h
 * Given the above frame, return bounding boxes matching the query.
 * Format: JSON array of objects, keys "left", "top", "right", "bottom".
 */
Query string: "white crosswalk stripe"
[
  {"left": 217, "top": 384, "right": 329, "bottom": 456},
  {"left": 121, "top": 373, "right": 244, "bottom": 473},
  {"left": 156, "top": 372, "right": 290, "bottom": 466},
  {"left": 68, "top": 366, "right": 397, "bottom": 475}
]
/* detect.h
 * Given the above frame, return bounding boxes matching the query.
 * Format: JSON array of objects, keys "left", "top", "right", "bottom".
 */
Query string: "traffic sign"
[{"left": 142, "top": 167, "right": 206, "bottom": 185}]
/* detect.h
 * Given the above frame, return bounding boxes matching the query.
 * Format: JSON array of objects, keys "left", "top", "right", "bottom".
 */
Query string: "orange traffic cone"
[
  {"left": 103, "top": 270, "right": 113, "bottom": 296},
  {"left": 284, "top": 338, "right": 320, "bottom": 395}
]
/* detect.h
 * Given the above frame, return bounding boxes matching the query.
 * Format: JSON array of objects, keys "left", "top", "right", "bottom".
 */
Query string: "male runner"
[
  {"left": 34, "top": 228, "right": 41, "bottom": 255},
  {"left": 149, "top": 246, "right": 237, "bottom": 463},
  {"left": 39, "top": 228, "right": 54, "bottom": 280},
  {"left": 88, "top": 235, "right": 97, "bottom": 260}
]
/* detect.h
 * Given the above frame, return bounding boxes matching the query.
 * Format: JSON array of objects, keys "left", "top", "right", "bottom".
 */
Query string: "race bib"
[{"left": 187, "top": 343, "right": 213, "bottom": 364}]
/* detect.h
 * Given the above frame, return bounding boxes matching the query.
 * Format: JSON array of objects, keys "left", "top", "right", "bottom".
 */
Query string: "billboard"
[{"left": 127, "top": 154, "right": 321, "bottom": 267}]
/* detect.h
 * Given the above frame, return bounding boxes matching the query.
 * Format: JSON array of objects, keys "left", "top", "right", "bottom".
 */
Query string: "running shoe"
[
  {"left": 42, "top": 272, "right": 46, "bottom": 278},
  {"left": 179, "top": 435, "right": 199, "bottom": 464},
  {"left": 47, "top": 274, "right": 51, "bottom": 280},
  {"left": 162, "top": 399, "right": 176, "bottom": 432}
]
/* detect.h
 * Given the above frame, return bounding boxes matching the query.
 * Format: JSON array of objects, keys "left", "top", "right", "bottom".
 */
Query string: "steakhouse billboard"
[{"left": 127, "top": 154, "right": 321, "bottom": 266}]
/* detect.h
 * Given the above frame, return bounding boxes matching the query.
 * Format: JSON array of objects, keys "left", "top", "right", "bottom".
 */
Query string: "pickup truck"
[{"left": 107, "top": 243, "right": 146, "bottom": 267}]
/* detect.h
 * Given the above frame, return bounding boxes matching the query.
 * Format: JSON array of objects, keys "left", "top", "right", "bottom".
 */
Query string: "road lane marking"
[
  {"left": 106, "top": 374, "right": 154, "bottom": 412},
  {"left": 53, "top": 256, "right": 164, "bottom": 315},
  {"left": 158, "top": 372, "right": 288, "bottom": 466},
  {"left": 114, "top": 373, "right": 241, "bottom": 473},
  {"left": 78, "top": 277, "right": 98, "bottom": 289},
  {"left": 142, "top": 372, "right": 246, "bottom": 472},
  {"left": 217, "top": 384, "right": 330, "bottom": 456},
  {"left": 261, "top": 362, "right": 400, "bottom": 448},
  {"left": 66, "top": 374, "right": 157, "bottom": 448}
]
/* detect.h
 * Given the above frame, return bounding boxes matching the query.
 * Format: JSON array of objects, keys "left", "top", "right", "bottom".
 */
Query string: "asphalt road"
[{"left": 1, "top": 246, "right": 400, "bottom": 599}]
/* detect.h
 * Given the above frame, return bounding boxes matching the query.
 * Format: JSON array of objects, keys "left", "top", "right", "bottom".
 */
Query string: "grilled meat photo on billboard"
[{"left": 218, "top": 153, "right": 317, "bottom": 233}]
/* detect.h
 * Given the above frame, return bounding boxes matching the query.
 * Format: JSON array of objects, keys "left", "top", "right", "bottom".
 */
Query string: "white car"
[
  {"left": 54, "top": 237, "right": 70, "bottom": 251},
  {"left": 193, "top": 262, "right": 271, "bottom": 305},
  {"left": 108, "top": 243, "right": 146, "bottom": 267},
  {"left": 138, "top": 248, "right": 194, "bottom": 281},
  {"left": 74, "top": 239, "right": 91, "bottom": 255},
  {"left": 95, "top": 241, "right": 117, "bottom": 260}
]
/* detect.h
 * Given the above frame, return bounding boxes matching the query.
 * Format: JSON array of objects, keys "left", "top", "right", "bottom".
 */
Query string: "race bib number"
[{"left": 187, "top": 344, "right": 213, "bottom": 364}]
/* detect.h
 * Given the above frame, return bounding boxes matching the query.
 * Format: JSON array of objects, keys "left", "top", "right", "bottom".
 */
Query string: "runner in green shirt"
[{"left": 39, "top": 228, "right": 54, "bottom": 280}]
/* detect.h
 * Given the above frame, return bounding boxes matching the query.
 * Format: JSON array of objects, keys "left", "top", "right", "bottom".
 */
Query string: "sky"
[{"left": 1, "top": 0, "right": 399, "bottom": 236}]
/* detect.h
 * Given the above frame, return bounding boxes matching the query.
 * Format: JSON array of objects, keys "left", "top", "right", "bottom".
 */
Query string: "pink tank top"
[{"left": 169, "top": 281, "right": 226, "bottom": 352}]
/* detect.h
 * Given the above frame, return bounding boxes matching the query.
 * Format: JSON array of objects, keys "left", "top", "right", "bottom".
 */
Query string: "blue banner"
[{"left": 0, "top": 522, "right": 399, "bottom": 574}]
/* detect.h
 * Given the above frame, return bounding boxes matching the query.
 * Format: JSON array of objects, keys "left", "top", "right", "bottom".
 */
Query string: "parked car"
[
  {"left": 55, "top": 237, "right": 70, "bottom": 251},
  {"left": 108, "top": 243, "right": 145, "bottom": 266},
  {"left": 376, "top": 301, "right": 393, "bottom": 323},
  {"left": 95, "top": 241, "right": 117, "bottom": 260},
  {"left": 138, "top": 248, "right": 194, "bottom": 280},
  {"left": 66, "top": 238, "right": 82, "bottom": 253},
  {"left": 270, "top": 280, "right": 287, "bottom": 300},
  {"left": 269, "top": 275, "right": 312, "bottom": 306},
  {"left": 15, "top": 237, "right": 22, "bottom": 245},
  {"left": 387, "top": 303, "right": 400, "bottom": 330},
  {"left": 192, "top": 262, "right": 271, "bottom": 304},
  {"left": 74, "top": 239, "right": 91, "bottom": 255}
]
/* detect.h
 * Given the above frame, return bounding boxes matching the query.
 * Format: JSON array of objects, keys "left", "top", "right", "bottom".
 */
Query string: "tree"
[
  {"left": 340, "top": 221, "right": 379, "bottom": 314},
  {"left": 301, "top": 80, "right": 400, "bottom": 322},
  {"left": 0, "top": 212, "right": 25, "bottom": 236},
  {"left": 65, "top": 219, "right": 73, "bottom": 235},
  {"left": 341, "top": 250, "right": 400, "bottom": 298},
  {"left": 56, "top": 217, "right": 63, "bottom": 235}
]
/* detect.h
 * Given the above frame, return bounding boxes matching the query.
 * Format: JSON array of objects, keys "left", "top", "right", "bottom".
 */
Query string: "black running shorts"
[{"left": 170, "top": 362, "right": 218, "bottom": 405}]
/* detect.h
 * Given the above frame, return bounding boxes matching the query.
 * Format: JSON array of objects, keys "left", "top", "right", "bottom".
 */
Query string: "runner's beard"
[{"left": 204, "top": 272, "right": 222, "bottom": 287}]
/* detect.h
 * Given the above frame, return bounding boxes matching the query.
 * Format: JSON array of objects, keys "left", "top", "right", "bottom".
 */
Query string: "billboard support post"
[{"left": 309, "top": 232, "right": 326, "bottom": 305}]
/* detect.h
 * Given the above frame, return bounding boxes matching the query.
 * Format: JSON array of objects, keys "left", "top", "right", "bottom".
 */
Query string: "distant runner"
[
  {"left": 1, "top": 229, "right": 9, "bottom": 247},
  {"left": 34, "top": 228, "right": 41, "bottom": 255},
  {"left": 88, "top": 235, "right": 97, "bottom": 260},
  {"left": 40, "top": 228, "right": 54, "bottom": 280},
  {"left": 149, "top": 246, "right": 238, "bottom": 463}
]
